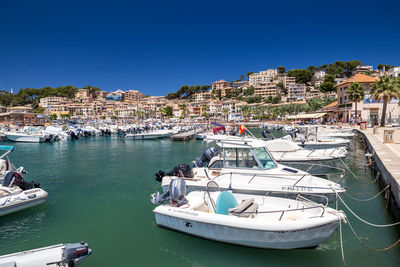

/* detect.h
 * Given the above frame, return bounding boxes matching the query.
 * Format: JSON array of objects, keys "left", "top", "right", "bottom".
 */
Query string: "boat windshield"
[{"left": 223, "top": 147, "right": 276, "bottom": 170}]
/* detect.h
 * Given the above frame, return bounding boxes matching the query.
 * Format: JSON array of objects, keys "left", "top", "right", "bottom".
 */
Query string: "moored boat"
[
  {"left": 152, "top": 180, "right": 346, "bottom": 249},
  {"left": 0, "top": 242, "right": 92, "bottom": 266}
]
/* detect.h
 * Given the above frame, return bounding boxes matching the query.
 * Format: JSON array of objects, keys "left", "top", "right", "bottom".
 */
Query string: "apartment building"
[
  {"left": 212, "top": 80, "right": 230, "bottom": 91},
  {"left": 254, "top": 83, "right": 278, "bottom": 98},
  {"left": 306, "top": 87, "right": 323, "bottom": 100},
  {"left": 124, "top": 90, "right": 144, "bottom": 104},
  {"left": 284, "top": 76, "right": 296, "bottom": 88},
  {"left": 192, "top": 92, "right": 211, "bottom": 102},
  {"left": 287, "top": 83, "right": 306, "bottom": 102},
  {"left": 39, "top": 97, "right": 67, "bottom": 108},
  {"left": 249, "top": 69, "right": 278, "bottom": 86},
  {"left": 353, "top": 65, "right": 373, "bottom": 75},
  {"left": 231, "top": 81, "right": 249, "bottom": 89},
  {"left": 75, "top": 89, "right": 89, "bottom": 99}
]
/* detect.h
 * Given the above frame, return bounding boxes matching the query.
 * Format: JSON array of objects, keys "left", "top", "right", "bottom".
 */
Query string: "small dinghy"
[
  {"left": 0, "top": 171, "right": 48, "bottom": 217},
  {"left": 152, "top": 180, "right": 346, "bottom": 249},
  {"left": 0, "top": 242, "right": 92, "bottom": 266}
]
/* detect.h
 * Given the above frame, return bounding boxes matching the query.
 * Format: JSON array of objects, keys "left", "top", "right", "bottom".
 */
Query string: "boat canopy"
[{"left": 0, "top": 145, "right": 14, "bottom": 152}]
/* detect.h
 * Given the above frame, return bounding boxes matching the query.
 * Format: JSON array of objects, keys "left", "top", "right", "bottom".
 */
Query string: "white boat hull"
[
  {"left": 155, "top": 213, "right": 339, "bottom": 249},
  {"left": 6, "top": 134, "right": 44, "bottom": 143},
  {"left": 0, "top": 188, "right": 48, "bottom": 217},
  {"left": 124, "top": 134, "right": 160, "bottom": 140}
]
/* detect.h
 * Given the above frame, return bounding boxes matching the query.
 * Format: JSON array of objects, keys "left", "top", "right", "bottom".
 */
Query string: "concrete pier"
[{"left": 356, "top": 127, "right": 400, "bottom": 220}]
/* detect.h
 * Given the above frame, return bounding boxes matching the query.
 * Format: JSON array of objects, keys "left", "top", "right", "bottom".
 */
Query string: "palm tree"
[
  {"left": 347, "top": 82, "right": 365, "bottom": 124},
  {"left": 370, "top": 76, "right": 400, "bottom": 127},
  {"left": 222, "top": 108, "right": 230, "bottom": 122},
  {"left": 179, "top": 104, "right": 187, "bottom": 118}
]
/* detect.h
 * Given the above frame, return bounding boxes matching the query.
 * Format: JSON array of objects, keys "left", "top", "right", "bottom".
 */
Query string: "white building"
[
  {"left": 249, "top": 69, "right": 278, "bottom": 86},
  {"left": 39, "top": 97, "right": 67, "bottom": 108},
  {"left": 314, "top": 70, "right": 326, "bottom": 80},
  {"left": 388, "top": 67, "right": 400, "bottom": 78}
]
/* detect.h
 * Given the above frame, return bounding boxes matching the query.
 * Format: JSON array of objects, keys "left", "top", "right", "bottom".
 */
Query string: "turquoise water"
[{"left": 0, "top": 132, "right": 399, "bottom": 266}]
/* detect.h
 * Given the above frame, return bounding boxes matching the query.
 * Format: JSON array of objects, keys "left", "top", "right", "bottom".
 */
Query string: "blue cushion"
[{"left": 215, "top": 191, "right": 238, "bottom": 215}]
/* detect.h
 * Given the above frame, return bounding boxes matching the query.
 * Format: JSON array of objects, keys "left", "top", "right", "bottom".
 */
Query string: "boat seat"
[
  {"left": 215, "top": 191, "right": 238, "bottom": 215},
  {"left": 229, "top": 198, "right": 258, "bottom": 218}
]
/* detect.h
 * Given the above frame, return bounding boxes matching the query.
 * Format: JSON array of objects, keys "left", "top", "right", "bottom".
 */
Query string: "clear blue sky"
[{"left": 0, "top": 0, "right": 399, "bottom": 95}]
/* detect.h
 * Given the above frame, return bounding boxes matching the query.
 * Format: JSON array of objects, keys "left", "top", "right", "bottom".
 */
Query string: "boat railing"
[
  {"left": 238, "top": 203, "right": 326, "bottom": 219},
  {"left": 295, "top": 193, "right": 329, "bottom": 207}
]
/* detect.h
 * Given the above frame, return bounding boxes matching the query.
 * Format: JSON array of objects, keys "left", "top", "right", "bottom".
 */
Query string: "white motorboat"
[
  {"left": 0, "top": 242, "right": 92, "bottom": 266},
  {"left": 5, "top": 131, "right": 45, "bottom": 143},
  {"left": 206, "top": 134, "right": 348, "bottom": 162},
  {"left": 263, "top": 137, "right": 348, "bottom": 162},
  {"left": 157, "top": 138, "right": 346, "bottom": 203},
  {"left": 152, "top": 180, "right": 346, "bottom": 249},
  {"left": 0, "top": 171, "right": 48, "bottom": 217}
]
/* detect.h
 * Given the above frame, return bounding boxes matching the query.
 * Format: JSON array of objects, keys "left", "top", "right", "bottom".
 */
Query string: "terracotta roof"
[
  {"left": 322, "top": 101, "right": 337, "bottom": 111},
  {"left": 335, "top": 74, "right": 379, "bottom": 88}
]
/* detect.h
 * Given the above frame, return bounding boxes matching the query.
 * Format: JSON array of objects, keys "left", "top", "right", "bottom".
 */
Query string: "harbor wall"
[{"left": 355, "top": 129, "right": 400, "bottom": 221}]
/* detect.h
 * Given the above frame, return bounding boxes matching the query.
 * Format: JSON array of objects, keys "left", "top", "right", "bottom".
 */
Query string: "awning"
[{"left": 287, "top": 113, "right": 327, "bottom": 119}]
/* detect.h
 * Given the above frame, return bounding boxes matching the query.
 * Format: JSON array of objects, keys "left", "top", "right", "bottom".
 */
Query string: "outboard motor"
[
  {"left": 155, "top": 164, "right": 194, "bottom": 182},
  {"left": 2, "top": 171, "right": 40, "bottom": 190},
  {"left": 151, "top": 178, "right": 188, "bottom": 207},
  {"left": 261, "top": 130, "right": 275, "bottom": 140},
  {"left": 63, "top": 242, "right": 92, "bottom": 267},
  {"left": 192, "top": 147, "right": 219, "bottom": 167}
]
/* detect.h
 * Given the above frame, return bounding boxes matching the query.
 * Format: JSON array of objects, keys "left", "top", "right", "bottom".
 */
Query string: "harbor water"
[{"left": 0, "top": 130, "right": 399, "bottom": 266}]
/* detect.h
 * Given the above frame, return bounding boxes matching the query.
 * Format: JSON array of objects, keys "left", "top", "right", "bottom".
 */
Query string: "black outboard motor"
[
  {"left": 151, "top": 178, "right": 188, "bottom": 207},
  {"left": 2, "top": 171, "right": 40, "bottom": 190},
  {"left": 155, "top": 164, "right": 194, "bottom": 182},
  {"left": 192, "top": 147, "right": 219, "bottom": 167}
]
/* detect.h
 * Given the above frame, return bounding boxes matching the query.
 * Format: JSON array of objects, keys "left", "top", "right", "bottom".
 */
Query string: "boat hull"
[
  {"left": 124, "top": 134, "right": 160, "bottom": 140},
  {"left": 6, "top": 134, "right": 44, "bottom": 143},
  {"left": 154, "top": 212, "right": 339, "bottom": 249},
  {"left": 0, "top": 189, "right": 47, "bottom": 217}
]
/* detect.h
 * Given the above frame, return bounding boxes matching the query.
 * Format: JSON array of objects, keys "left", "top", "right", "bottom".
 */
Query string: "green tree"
[
  {"left": 160, "top": 106, "right": 173, "bottom": 118},
  {"left": 319, "top": 81, "right": 336, "bottom": 93},
  {"left": 324, "top": 74, "right": 336, "bottom": 84},
  {"left": 347, "top": 82, "right": 365, "bottom": 124},
  {"left": 222, "top": 108, "right": 230, "bottom": 121},
  {"left": 246, "top": 72, "right": 254, "bottom": 78},
  {"left": 277, "top": 66, "right": 286, "bottom": 73},
  {"left": 244, "top": 86, "right": 255, "bottom": 96},
  {"left": 370, "top": 76, "right": 400, "bottom": 126},
  {"left": 49, "top": 114, "right": 58, "bottom": 120},
  {"left": 287, "top": 69, "right": 314, "bottom": 84},
  {"left": 277, "top": 82, "right": 287, "bottom": 94}
]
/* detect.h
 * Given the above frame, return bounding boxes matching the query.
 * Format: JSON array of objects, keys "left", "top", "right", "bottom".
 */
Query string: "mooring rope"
[
  {"left": 338, "top": 157, "right": 376, "bottom": 184},
  {"left": 346, "top": 217, "right": 400, "bottom": 252},
  {"left": 333, "top": 188, "right": 400, "bottom": 227},
  {"left": 343, "top": 185, "right": 390, "bottom": 202}
]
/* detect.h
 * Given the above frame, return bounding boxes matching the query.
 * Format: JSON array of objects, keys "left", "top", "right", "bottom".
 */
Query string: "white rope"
[
  {"left": 338, "top": 157, "right": 375, "bottom": 184},
  {"left": 346, "top": 216, "right": 400, "bottom": 252},
  {"left": 333, "top": 187, "right": 400, "bottom": 227},
  {"left": 343, "top": 185, "right": 390, "bottom": 202}
]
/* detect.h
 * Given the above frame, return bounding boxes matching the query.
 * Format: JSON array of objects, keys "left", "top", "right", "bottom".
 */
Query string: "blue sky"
[{"left": 0, "top": 0, "right": 399, "bottom": 95}]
